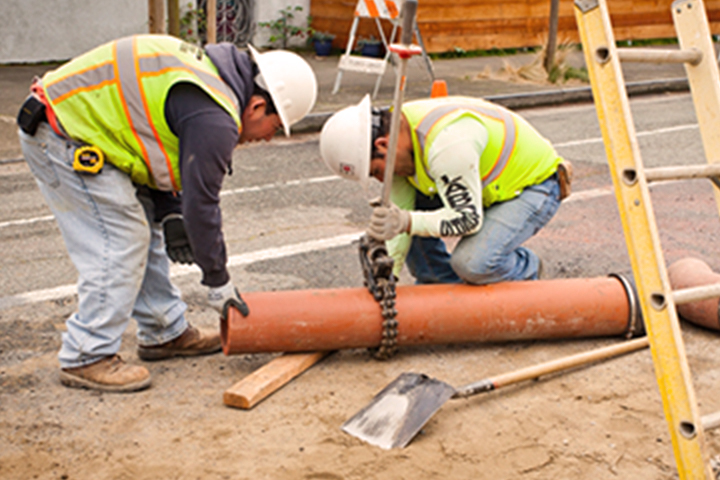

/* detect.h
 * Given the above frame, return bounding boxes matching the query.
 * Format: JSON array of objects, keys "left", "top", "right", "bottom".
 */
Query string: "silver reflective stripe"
[
  {"left": 116, "top": 37, "right": 173, "bottom": 189},
  {"left": 138, "top": 56, "right": 238, "bottom": 112},
  {"left": 414, "top": 103, "right": 517, "bottom": 185},
  {"left": 45, "top": 63, "right": 115, "bottom": 101}
]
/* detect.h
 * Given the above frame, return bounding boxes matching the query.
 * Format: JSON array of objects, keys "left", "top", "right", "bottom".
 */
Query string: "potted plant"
[
  {"left": 258, "top": 5, "right": 311, "bottom": 49},
  {"left": 357, "top": 36, "right": 384, "bottom": 58},
  {"left": 310, "top": 31, "right": 335, "bottom": 57}
]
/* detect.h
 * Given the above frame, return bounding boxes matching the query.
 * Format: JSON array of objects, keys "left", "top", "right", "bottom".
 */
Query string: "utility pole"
[
  {"left": 167, "top": 0, "right": 180, "bottom": 37},
  {"left": 148, "top": 0, "right": 165, "bottom": 34},
  {"left": 206, "top": 0, "right": 217, "bottom": 44},
  {"left": 544, "top": 0, "right": 560, "bottom": 75}
]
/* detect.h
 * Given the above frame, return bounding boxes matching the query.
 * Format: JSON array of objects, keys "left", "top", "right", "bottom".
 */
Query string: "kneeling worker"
[
  {"left": 17, "top": 35, "right": 317, "bottom": 392},
  {"left": 320, "top": 94, "right": 571, "bottom": 285}
]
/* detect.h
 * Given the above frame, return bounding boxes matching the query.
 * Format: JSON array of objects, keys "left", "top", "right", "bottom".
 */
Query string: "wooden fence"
[{"left": 310, "top": 0, "right": 720, "bottom": 53}]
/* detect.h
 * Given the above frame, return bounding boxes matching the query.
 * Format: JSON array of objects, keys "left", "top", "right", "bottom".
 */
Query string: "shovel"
[{"left": 342, "top": 336, "right": 649, "bottom": 449}]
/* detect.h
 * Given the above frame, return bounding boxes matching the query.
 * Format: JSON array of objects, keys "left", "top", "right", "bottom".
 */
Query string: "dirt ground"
[
  {"left": 1, "top": 53, "right": 720, "bottom": 478},
  {"left": 2, "top": 158, "right": 720, "bottom": 480}
]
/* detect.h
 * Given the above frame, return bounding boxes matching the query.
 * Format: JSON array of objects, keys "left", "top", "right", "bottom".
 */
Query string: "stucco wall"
[
  {"left": 0, "top": 0, "right": 310, "bottom": 64},
  {"left": 1, "top": 0, "right": 149, "bottom": 64}
]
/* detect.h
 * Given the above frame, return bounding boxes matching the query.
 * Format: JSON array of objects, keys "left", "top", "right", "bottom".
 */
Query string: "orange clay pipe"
[{"left": 221, "top": 275, "right": 642, "bottom": 355}]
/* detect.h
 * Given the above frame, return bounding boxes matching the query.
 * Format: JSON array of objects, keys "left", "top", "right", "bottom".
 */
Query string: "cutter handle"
[{"left": 401, "top": 0, "right": 417, "bottom": 45}]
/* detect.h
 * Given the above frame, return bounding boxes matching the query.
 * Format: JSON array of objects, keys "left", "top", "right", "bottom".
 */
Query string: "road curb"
[{"left": 292, "top": 77, "right": 689, "bottom": 134}]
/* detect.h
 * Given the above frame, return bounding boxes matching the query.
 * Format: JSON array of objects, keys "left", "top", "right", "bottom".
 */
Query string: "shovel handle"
[{"left": 453, "top": 337, "right": 649, "bottom": 398}]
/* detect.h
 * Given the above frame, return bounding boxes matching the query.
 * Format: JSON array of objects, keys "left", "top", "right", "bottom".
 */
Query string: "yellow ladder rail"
[{"left": 574, "top": 0, "right": 718, "bottom": 477}]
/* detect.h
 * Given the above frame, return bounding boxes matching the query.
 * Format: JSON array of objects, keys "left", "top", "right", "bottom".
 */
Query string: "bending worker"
[
  {"left": 320, "top": 94, "right": 571, "bottom": 285},
  {"left": 17, "top": 35, "right": 317, "bottom": 392}
]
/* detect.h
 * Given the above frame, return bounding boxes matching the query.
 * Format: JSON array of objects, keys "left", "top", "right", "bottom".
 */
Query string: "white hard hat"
[
  {"left": 248, "top": 44, "right": 318, "bottom": 136},
  {"left": 320, "top": 94, "right": 372, "bottom": 189}
]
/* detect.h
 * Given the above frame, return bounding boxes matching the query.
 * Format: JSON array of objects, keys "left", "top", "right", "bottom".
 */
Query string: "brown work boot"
[
  {"left": 137, "top": 325, "right": 221, "bottom": 361},
  {"left": 60, "top": 355, "right": 151, "bottom": 393}
]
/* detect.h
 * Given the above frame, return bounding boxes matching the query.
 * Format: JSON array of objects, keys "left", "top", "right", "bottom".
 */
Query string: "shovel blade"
[{"left": 341, "top": 372, "right": 456, "bottom": 449}]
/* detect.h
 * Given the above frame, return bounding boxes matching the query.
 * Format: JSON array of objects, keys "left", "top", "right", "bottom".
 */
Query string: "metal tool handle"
[
  {"left": 400, "top": 0, "right": 417, "bottom": 45},
  {"left": 453, "top": 337, "right": 650, "bottom": 398},
  {"left": 380, "top": 0, "right": 418, "bottom": 207}
]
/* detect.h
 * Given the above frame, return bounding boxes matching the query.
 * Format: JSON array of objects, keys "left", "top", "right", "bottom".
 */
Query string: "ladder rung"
[
  {"left": 643, "top": 163, "right": 720, "bottom": 182},
  {"left": 617, "top": 47, "right": 702, "bottom": 65},
  {"left": 672, "top": 283, "right": 720, "bottom": 305},
  {"left": 702, "top": 410, "right": 720, "bottom": 431}
]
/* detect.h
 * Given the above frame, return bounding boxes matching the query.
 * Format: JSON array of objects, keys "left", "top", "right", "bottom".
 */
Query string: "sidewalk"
[{"left": 0, "top": 47, "right": 692, "bottom": 160}]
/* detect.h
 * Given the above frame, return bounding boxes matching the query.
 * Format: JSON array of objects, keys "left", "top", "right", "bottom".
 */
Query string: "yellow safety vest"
[
  {"left": 42, "top": 34, "right": 242, "bottom": 191},
  {"left": 402, "top": 96, "right": 562, "bottom": 206}
]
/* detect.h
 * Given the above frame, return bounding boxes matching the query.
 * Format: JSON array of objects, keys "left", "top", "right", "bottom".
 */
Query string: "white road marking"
[
  {"left": 0, "top": 103, "right": 701, "bottom": 309},
  {"left": 0, "top": 232, "right": 363, "bottom": 310},
  {"left": 0, "top": 123, "right": 698, "bottom": 231}
]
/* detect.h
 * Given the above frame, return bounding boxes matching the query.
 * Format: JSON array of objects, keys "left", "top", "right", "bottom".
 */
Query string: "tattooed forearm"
[{"left": 439, "top": 175, "right": 480, "bottom": 236}]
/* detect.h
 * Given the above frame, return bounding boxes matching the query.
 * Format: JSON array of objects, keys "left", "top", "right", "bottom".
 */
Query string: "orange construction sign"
[{"left": 354, "top": 0, "right": 399, "bottom": 19}]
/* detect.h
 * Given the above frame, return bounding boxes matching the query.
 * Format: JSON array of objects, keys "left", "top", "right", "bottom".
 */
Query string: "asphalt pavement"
[{"left": 0, "top": 45, "right": 695, "bottom": 161}]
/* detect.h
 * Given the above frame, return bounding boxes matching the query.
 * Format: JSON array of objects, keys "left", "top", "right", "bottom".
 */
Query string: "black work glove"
[{"left": 161, "top": 214, "right": 194, "bottom": 264}]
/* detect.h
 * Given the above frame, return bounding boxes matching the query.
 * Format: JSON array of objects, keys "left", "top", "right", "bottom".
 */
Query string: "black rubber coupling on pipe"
[{"left": 609, "top": 273, "right": 645, "bottom": 339}]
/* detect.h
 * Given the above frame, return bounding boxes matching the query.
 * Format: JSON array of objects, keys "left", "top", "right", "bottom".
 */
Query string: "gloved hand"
[
  {"left": 161, "top": 214, "right": 194, "bottom": 265},
  {"left": 367, "top": 200, "right": 411, "bottom": 241},
  {"left": 207, "top": 281, "right": 250, "bottom": 318}
]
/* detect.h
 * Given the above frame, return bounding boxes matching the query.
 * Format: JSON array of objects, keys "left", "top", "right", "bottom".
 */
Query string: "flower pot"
[
  {"left": 360, "top": 42, "right": 383, "bottom": 58},
  {"left": 313, "top": 39, "right": 333, "bottom": 57}
]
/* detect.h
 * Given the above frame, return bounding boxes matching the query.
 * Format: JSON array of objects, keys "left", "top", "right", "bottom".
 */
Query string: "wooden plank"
[{"left": 223, "top": 351, "right": 330, "bottom": 410}]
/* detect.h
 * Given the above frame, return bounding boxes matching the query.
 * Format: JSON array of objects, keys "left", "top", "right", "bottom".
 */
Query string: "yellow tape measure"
[{"left": 73, "top": 145, "right": 104, "bottom": 174}]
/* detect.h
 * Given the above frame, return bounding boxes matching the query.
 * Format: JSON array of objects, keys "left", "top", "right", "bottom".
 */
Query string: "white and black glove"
[
  {"left": 367, "top": 200, "right": 411, "bottom": 241},
  {"left": 161, "top": 214, "right": 194, "bottom": 265},
  {"left": 207, "top": 281, "right": 250, "bottom": 318}
]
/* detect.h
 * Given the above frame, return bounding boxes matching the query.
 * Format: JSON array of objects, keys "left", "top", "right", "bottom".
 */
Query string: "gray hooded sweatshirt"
[{"left": 161, "top": 43, "right": 258, "bottom": 287}]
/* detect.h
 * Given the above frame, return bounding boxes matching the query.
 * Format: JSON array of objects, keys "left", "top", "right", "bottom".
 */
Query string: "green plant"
[
  {"left": 311, "top": 31, "right": 336, "bottom": 42},
  {"left": 258, "top": 5, "right": 312, "bottom": 49},
  {"left": 179, "top": 2, "right": 206, "bottom": 45},
  {"left": 357, "top": 35, "right": 381, "bottom": 47}
]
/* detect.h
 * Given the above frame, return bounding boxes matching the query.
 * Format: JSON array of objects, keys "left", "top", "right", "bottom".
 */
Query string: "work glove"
[
  {"left": 161, "top": 214, "right": 194, "bottom": 265},
  {"left": 207, "top": 281, "right": 250, "bottom": 318},
  {"left": 367, "top": 199, "right": 411, "bottom": 241}
]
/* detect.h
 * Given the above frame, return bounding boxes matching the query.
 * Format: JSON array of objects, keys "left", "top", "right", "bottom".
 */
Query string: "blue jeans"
[
  {"left": 19, "top": 123, "right": 188, "bottom": 368},
  {"left": 406, "top": 174, "right": 561, "bottom": 285}
]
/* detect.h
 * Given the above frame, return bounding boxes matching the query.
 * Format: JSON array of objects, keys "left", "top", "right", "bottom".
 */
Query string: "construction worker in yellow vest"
[
  {"left": 16, "top": 34, "right": 317, "bottom": 392},
  {"left": 320, "top": 94, "right": 571, "bottom": 285}
]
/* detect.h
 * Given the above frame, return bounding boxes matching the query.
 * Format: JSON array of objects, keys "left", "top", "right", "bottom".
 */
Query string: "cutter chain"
[{"left": 358, "top": 235, "right": 399, "bottom": 360}]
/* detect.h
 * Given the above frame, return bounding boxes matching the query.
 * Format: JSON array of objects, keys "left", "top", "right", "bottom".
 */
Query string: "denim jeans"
[
  {"left": 406, "top": 174, "right": 561, "bottom": 285},
  {"left": 19, "top": 123, "right": 188, "bottom": 368}
]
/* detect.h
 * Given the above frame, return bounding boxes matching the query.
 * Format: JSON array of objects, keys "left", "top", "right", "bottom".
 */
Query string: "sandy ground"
[
  {"left": 2, "top": 160, "right": 720, "bottom": 480},
  {"left": 2, "top": 53, "right": 720, "bottom": 479}
]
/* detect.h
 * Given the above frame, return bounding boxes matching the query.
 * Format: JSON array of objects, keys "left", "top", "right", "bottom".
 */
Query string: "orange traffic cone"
[{"left": 430, "top": 79, "right": 448, "bottom": 98}]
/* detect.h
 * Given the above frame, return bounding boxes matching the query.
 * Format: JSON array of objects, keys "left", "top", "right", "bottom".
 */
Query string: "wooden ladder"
[{"left": 574, "top": 0, "right": 720, "bottom": 477}]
